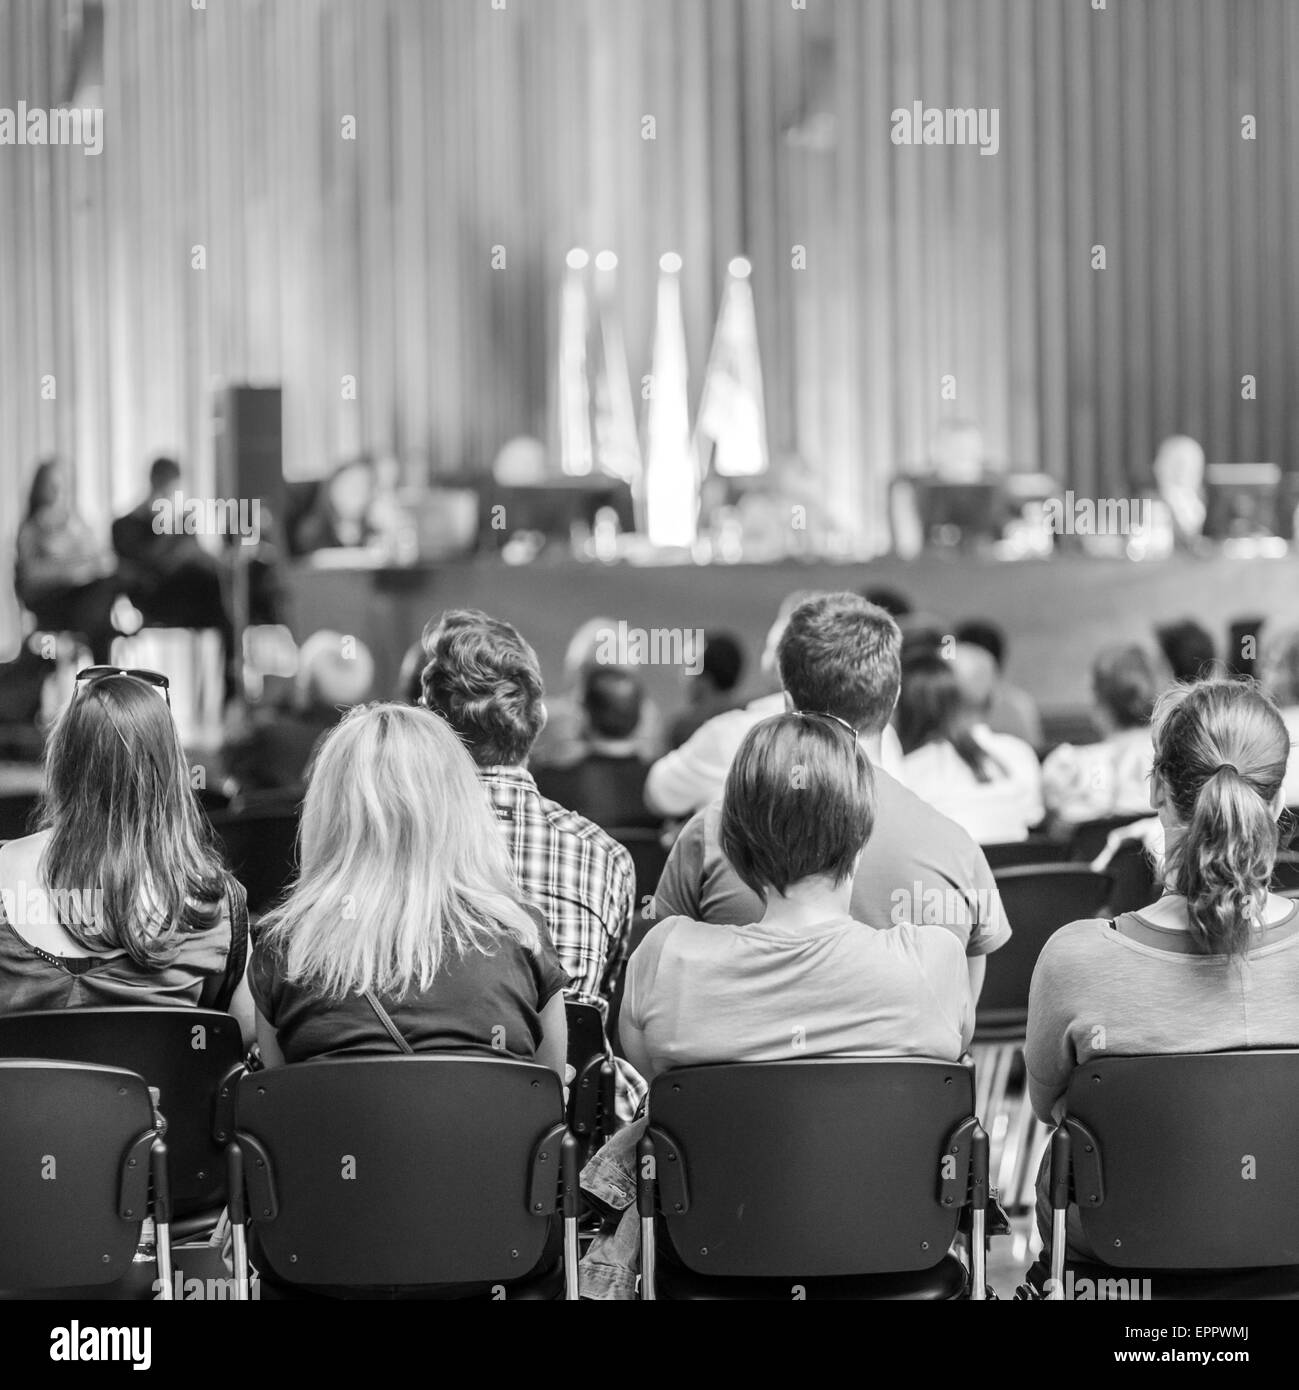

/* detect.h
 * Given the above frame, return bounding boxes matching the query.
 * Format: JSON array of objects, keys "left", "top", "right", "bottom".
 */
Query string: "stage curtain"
[{"left": 2, "top": 0, "right": 1297, "bottom": 653}]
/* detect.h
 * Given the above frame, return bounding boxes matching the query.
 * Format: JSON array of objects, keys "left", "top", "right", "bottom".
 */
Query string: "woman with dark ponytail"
[{"left": 1024, "top": 677, "right": 1299, "bottom": 1268}]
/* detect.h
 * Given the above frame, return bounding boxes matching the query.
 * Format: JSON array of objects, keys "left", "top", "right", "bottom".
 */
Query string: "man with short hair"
[
  {"left": 653, "top": 592, "right": 1010, "bottom": 997},
  {"left": 421, "top": 609, "right": 640, "bottom": 1110}
]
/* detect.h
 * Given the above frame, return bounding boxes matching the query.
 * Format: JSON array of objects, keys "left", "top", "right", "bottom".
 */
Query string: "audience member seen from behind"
[
  {"left": 226, "top": 630, "right": 374, "bottom": 795},
  {"left": 14, "top": 459, "right": 119, "bottom": 665},
  {"left": 1041, "top": 644, "right": 1158, "bottom": 829},
  {"left": 580, "top": 711, "right": 974, "bottom": 1299},
  {"left": 1024, "top": 679, "right": 1299, "bottom": 1278},
  {"left": 897, "top": 645, "right": 1044, "bottom": 844},
  {"left": 667, "top": 630, "right": 746, "bottom": 749},
  {"left": 535, "top": 666, "right": 658, "bottom": 830},
  {"left": 654, "top": 593, "right": 1009, "bottom": 999},
  {"left": 419, "top": 609, "right": 640, "bottom": 1115},
  {"left": 530, "top": 616, "right": 666, "bottom": 767},
  {"left": 1156, "top": 618, "right": 1219, "bottom": 685},
  {"left": 955, "top": 618, "right": 1044, "bottom": 751},
  {"left": 248, "top": 703, "right": 566, "bottom": 1298},
  {"left": 1259, "top": 624, "right": 1299, "bottom": 807},
  {"left": 0, "top": 671, "right": 252, "bottom": 1034}
]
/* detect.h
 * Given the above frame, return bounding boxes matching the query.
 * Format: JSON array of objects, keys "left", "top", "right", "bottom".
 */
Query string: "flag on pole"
[
  {"left": 694, "top": 256, "right": 768, "bottom": 478},
  {"left": 556, "top": 248, "right": 593, "bottom": 476},
  {"left": 590, "top": 251, "right": 642, "bottom": 491},
  {"left": 643, "top": 252, "right": 698, "bottom": 548}
]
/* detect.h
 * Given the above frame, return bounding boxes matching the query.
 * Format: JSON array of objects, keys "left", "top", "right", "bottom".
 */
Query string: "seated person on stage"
[
  {"left": 111, "top": 456, "right": 237, "bottom": 700},
  {"left": 1156, "top": 617, "right": 1219, "bottom": 685},
  {"left": 1260, "top": 623, "right": 1299, "bottom": 807},
  {"left": 534, "top": 666, "right": 658, "bottom": 831},
  {"left": 14, "top": 459, "right": 119, "bottom": 664},
  {"left": 579, "top": 712, "right": 973, "bottom": 1299},
  {"left": 654, "top": 593, "right": 1009, "bottom": 999},
  {"left": 1041, "top": 644, "right": 1158, "bottom": 829},
  {"left": 420, "top": 609, "right": 641, "bottom": 1118},
  {"left": 225, "top": 630, "right": 374, "bottom": 795},
  {"left": 898, "top": 644, "right": 1044, "bottom": 845},
  {"left": 0, "top": 670, "right": 252, "bottom": 1032},
  {"left": 955, "top": 618, "right": 1044, "bottom": 751},
  {"left": 1151, "top": 433, "right": 1207, "bottom": 549},
  {"left": 1024, "top": 678, "right": 1299, "bottom": 1278},
  {"left": 531, "top": 616, "right": 666, "bottom": 768},
  {"left": 249, "top": 702, "right": 567, "bottom": 1298},
  {"left": 645, "top": 591, "right": 907, "bottom": 819},
  {"left": 667, "top": 630, "right": 746, "bottom": 749},
  {"left": 290, "top": 456, "right": 379, "bottom": 553}
]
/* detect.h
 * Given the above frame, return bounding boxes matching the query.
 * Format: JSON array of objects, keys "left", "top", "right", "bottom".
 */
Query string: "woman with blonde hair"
[{"left": 250, "top": 702, "right": 567, "bottom": 1074}]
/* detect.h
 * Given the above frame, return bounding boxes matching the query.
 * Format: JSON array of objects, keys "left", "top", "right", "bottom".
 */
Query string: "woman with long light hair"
[{"left": 250, "top": 702, "right": 567, "bottom": 1074}]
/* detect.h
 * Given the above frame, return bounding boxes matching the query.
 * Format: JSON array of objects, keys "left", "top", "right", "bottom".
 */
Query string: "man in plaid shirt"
[{"left": 420, "top": 609, "right": 643, "bottom": 1119}]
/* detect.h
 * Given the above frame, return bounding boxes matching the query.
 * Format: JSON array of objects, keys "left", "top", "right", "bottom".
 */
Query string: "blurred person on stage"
[{"left": 13, "top": 459, "right": 120, "bottom": 665}]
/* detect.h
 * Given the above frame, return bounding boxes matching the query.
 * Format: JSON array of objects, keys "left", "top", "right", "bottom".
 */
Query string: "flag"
[
  {"left": 556, "top": 249, "right": 593, "bottom": 476},
  {"left": 694, "top": 257, "right": 768, "bottom": 478},
  {"left": 643, "top": 253, "right": 698, "bottom": 547},
  {"left": 590, "top": 252, "right": 642, "bottom": 490}
]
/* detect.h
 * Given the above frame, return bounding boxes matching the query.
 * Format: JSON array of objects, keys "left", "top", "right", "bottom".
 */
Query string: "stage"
[{"left": 284, "top": 549, "right": 1299, "bottom": 720}]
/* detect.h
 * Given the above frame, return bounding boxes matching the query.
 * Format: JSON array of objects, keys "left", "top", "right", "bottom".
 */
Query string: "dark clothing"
[
  {"left": 14, "top": 515, "right": 119, "bottom": 664},
  {"left": 112, "top": 503, "right": 236, "bottom": 695},
  {"left": 248, "top": 909, "right": 567, "bottom": 1066},
  {"left": 0, "top": 887, "right": 238, "bottom": 1012},
  {"left": 26, "top": 578, "right": 120, "bottom": 665},
  {"left": 225, "top": 710, "right": 339, "bottom": 793},
  {"left": 534, "top": 753, "right": 657, "bottom": 831},
  {"left": 668, "top": 695, "right": 743, "bottom": 750}
]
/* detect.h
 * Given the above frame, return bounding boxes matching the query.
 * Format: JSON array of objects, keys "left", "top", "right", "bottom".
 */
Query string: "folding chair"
[
  {"left": 0, "top": 1060, "right": 174, "bottom": 1298},
  {"left": 981, "top": 837, "right": 1064, "bottom": 871},
  {"left": 1067, "top": 815, "right": 1146, "bottom": 865},
  {"left": 0, "top": 1009, "right": 245, "bottom": 1241},
  {"left": 974, "top": 865, "right": 1112, "bottom": 1213},
  {"left": 636, "top": 1058, "right": 989, "bottom": 1299},
  {"left": 235, "top": 1056, "right": 581, "bottom": 1298},
  {"left": 1041, "top": 1051, "right": 1299, "bottom": 1299},
  {"left": 566, "top": 1001, "right": 617, "bottom": 1161},
  {"left": 1271, "top": 850, "right": 1299, "bottom": 897}
]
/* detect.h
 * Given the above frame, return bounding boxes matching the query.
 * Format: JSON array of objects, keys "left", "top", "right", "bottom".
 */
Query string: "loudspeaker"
[{"left": 214, "top": 387, "right": 284, "bottom": 543}]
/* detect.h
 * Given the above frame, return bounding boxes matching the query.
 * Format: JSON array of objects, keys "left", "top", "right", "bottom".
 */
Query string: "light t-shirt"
[
  {"left": 900, "top": 725, "right": 1044, "bottom": 845},
  {"left": 652, "top": 767, "right": 1010, "bottom": 958},
  {"left": 622, "top": 912, "right": 973, "bottom": 1080},
  {"left": 1040, "top": 727, "right": 1154, "bottom": 826}
]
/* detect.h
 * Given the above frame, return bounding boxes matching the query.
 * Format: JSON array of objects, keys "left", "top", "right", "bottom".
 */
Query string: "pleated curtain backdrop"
[{"left": 2, "top": 0, "right": 1297, "bottom": 654}]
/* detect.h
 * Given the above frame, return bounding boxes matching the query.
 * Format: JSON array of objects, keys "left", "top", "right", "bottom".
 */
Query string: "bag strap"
[
  {"left": 363, "top": 989, "right": 414, "bottom": 1054},
  {"left": 200, "top": 879, "right": 249, "bottom": 1012}
]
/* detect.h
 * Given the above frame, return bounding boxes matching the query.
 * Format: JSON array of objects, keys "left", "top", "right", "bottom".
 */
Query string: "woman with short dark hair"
[{"left": 580, "top": 711, "right": 972, "bottom": 1298}]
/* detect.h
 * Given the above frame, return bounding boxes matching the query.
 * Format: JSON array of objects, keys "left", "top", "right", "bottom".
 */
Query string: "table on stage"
[{"left": 282, "top": 549, "right": 1299, "bottom": 719}]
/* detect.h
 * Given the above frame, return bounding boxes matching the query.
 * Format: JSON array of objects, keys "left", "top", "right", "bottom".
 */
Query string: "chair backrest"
[
  {"left": 0, "top": 1008, "right": 243, "bottom": 1219},
  {"left": 1068, "top": 815, "right": 1145, "bottom": 863},
  {"left": 0, "top": 1060, "right": 157, "bottom": 1289},
  {"left": 1063, "top": 1051, "right": 1299, "bottom": 1269},
  {"left": 236, "top": 1056, "right": 566, "bottom": 1287},
  {"left": 207, "top": 802, "right": 301, "bottom": 914},
  {"left": 1105, "top": 838, "right": 1158, "bottom": 915},
  {"left": 605, "top": 826, "right": 669, "bottom": 903},
  {"left": 1271, "top": 850, "right": 1299, "bottom": 895},
  {"left": 647, "top": 1059, "right": 977, "bottom": 1279},
  {"left": 979, "top": 865, "right": 1113, "bottom": 1018},
  {"left": 565, "top": 1000, "right": 612, "bottom": 1148},
  {"left": 982, "top": 837, "right": 1065, "bottom": 871}
]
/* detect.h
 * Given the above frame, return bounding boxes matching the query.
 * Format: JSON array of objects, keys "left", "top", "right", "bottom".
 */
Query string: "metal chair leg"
[{"left": 636, "top": 1130, "right": 657, "bottom": 1300}]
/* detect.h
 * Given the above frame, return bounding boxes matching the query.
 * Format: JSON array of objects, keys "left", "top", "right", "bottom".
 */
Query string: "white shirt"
[
  {"left": 1041, "top": 727, "right": 1155, "bottom": 826},
  {"left": 644, "top": 692, "right": 905, "bottom": 818},
  {"left": 900, "top": 725, "right": 1044, "bottom": 844}
]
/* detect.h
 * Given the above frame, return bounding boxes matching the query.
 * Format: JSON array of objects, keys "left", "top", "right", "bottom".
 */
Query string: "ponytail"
[
  {"left": 1173, "top": 763, "right": 1278, "bottom": 957},
  {"left": 1153, "top": 680, "right": 1290, "bottom": 958}
]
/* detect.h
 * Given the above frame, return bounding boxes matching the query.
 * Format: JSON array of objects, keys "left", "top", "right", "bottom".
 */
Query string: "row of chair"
[{"left": 4, "top": 1019, "right": 1298, "bottom": 1298}]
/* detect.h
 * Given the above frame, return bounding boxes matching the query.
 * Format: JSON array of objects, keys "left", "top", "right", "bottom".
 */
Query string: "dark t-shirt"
[{"left": 249, "top": 912, "right": 569, "bottom": 1065}]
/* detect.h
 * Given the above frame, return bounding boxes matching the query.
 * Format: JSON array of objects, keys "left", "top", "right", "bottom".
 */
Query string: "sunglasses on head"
[
  {"left": 76, "top": 666, "right": 172, "bottom": 709},
  {"left": 798, "top": 709, "right": 858, "bottom": 740}
]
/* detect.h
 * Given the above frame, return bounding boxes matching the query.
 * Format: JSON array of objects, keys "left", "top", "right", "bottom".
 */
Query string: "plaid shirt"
[{"left": 479, "top": 767, "right": 644, "bottom": 1118}]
